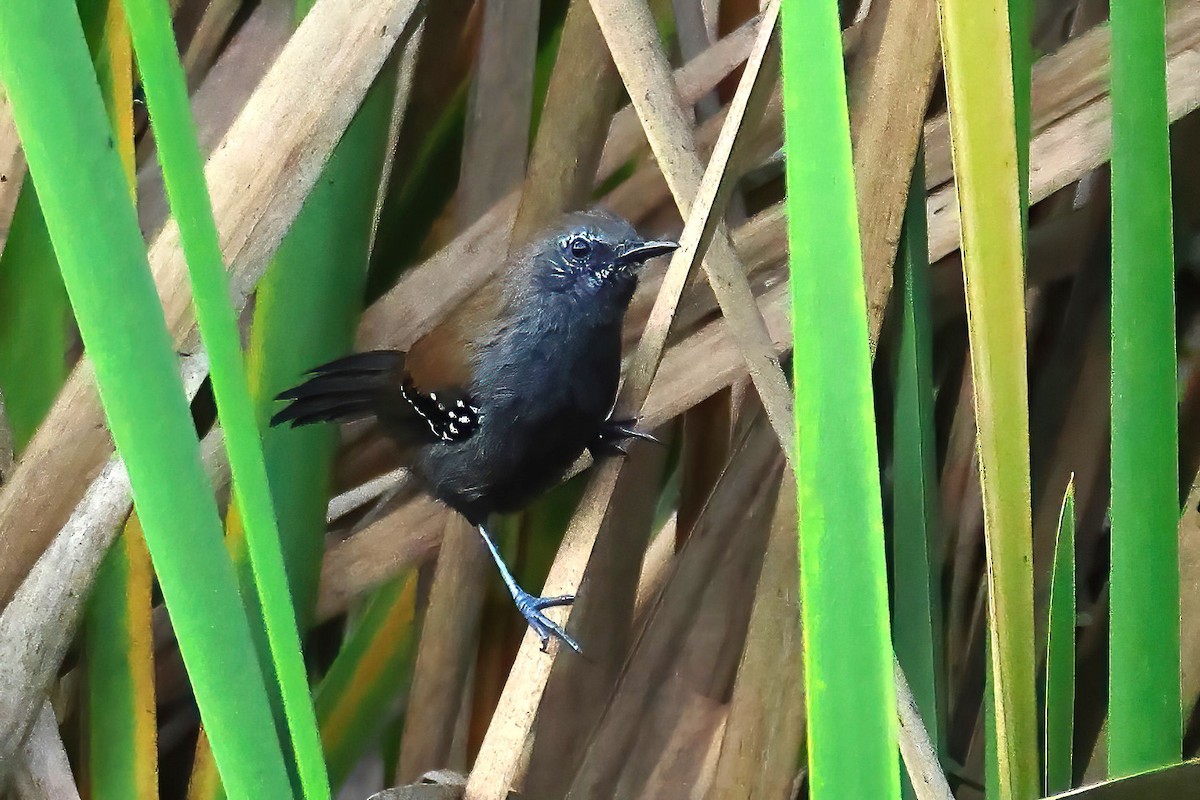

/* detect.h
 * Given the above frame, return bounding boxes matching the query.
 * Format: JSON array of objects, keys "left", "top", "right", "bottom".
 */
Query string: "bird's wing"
[
  {"left": 270, "top": 350, "right": 480, "bottom": 446},
  {"left": 402, "top": 273, "right": 506, "bottom": 393}
]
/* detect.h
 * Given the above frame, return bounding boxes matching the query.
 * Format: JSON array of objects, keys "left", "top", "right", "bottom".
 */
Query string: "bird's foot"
[
  {"left": 513, "top": 590, "right": 580, "bottom": 654},
  {"left": 588, "top": 417, "right": 661, "bottom": 458}
]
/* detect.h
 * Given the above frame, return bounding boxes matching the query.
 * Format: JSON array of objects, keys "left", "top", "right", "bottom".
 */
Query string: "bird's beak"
[{"left": 616, "top": 239, "right": 679, "bottom": 267}]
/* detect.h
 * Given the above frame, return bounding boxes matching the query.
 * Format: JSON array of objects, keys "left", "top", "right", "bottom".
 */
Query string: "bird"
[{"left": 270, "top": 208, "right": 678, "bottom": 653}]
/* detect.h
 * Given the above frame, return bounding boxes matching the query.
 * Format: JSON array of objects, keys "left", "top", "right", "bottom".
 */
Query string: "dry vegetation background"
[{"left": 0, "top": 0, "right": 1198, "bottom": 798}]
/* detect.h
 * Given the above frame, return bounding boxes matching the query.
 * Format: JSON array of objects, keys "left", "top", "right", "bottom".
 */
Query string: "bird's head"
[{"left": 531, "top": 209, "right": 678, "bottom": 311}]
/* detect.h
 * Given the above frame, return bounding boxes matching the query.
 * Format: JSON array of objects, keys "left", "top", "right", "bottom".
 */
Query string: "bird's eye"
[{"left": 567, "top": 235, "right": 592, "bottom": 259}]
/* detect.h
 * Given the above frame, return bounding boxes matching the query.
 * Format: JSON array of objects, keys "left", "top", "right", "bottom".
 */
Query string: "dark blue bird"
[{"left": 271, "top": 209, "right": 677, "bottom": 652}]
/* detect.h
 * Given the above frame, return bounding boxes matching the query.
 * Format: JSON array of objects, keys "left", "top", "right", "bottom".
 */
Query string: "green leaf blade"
[
  {"left": 315, "top": 575, "right": 420, "bottom": 791},
  {"left": 0, "top": 1, "right": 293, "bottom": 796},
  {"left": 0, "top": 184, "right": 66, "bottom": 453},
  {"left": 892, "top": 144, "right": 943, "bottom": 800},
  {"left": 1045, "top": 480, "right": 1076, "bottom": 795},
  {"left": 1108, "top": 0, "right": 1181, "bottom": 777},
  {"left": 781, "top": 0, "right": 900, "bottom": 796},
  {"left": 86, "top": 519, "right": 158, "bottom": 800},
  {"left": 120, "top": 0, "right": 331, "bottom": 796}
]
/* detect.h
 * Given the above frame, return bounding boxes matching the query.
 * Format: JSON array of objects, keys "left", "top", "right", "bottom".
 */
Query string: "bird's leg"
[
  {"left": 588, "top": 417, "right": 661, "bottom": 458},
  {"left": 474, "top": 522, "right": 581, "bottom": 653}
]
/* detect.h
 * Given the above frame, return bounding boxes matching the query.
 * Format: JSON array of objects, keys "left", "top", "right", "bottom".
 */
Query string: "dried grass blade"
[
  {"left": 588, "top": 0, "right": 795, "bottom": 459},
  {"left": 180, "top": 0, "right": 242, "bottom": 87},
  {"left": 845, "top": 0, "right": 940, "bottom": 347},
  {"left": 399, "top": 0, "right": 540, "bottom": 779},
  {"left": 12, "top": 703, "right": 79, "bottom": 800},
  {"left": 0, "top": 456, "right": 133, "bottom": 781},
  {"left": 0, "top": 390, "right": 12, "bottom": 483},
  {"left": 708, "top": 482, "right": 804, "bottom": 799},
  {"left": 597, "top": 13, "right": 760, "bottom": 182},
  {"left": 895, "top": 661, "right": 954, "bottom": 800},
  {"left": 510, "top": 0, "right": 623, "bottom": 243},
  {"left": 0, "top": 88, "right": 24, "bottom": 257},
  {"left": 522, "top": 440, "right": 670, "bottom": 798},
  {"left": 1044, "top": 759, "right": 1200, "bottom": 799},
  {"left": 564, "top": 414, "right": 783, "bottom": 798}
]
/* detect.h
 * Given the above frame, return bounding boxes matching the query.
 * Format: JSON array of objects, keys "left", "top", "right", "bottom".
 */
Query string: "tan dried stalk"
[{"left": 464, "top": 5, "right": 784, "bottom": 796}]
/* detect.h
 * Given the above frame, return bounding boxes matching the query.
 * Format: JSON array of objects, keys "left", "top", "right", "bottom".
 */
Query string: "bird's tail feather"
[{"left": 270, "top": 350, "right": 405, "bottom": 428}]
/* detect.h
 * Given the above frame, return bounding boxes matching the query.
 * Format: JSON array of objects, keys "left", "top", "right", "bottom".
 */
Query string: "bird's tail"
[{"left": 269, "top": 350, "right": 405, "bottom": 428}]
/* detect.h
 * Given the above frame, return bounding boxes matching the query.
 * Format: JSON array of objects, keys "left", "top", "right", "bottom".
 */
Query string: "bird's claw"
[
  {"left": 589, "top": 417, "right": 660, "bottom": 459},
  {"left": 514, "top": 590, "right": 580, "bottom": 654}
]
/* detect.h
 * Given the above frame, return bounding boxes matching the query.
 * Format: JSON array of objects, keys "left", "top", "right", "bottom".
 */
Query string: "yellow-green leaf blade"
[
  {"left": 934, "top": 0, "right": 1039, "bottom": 796},
  {"left": 85, "top": 517, "right": 158, "bottom": 800},
  {"left": 315, "top": 575, "right": 420, "bottom": 791},
  {"left": 80, "top": 4, "right": 157, "bottom": 796}
]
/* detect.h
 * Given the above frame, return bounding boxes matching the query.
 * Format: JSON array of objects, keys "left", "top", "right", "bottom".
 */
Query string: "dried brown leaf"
[
  {"left": 707, "top": 482, "right": 803, "bottom": 800},
  {"left": 522, "top": 439, "right": 670, "bottom": 798},
  {"left": 564, "top": 414, "right": 783, "bottom": 799},
  {"left": 845, "top": 0, "right": 941, "bottom": 348}
]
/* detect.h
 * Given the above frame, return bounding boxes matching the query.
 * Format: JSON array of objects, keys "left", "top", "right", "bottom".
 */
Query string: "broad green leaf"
[
  {"left": 0, "top": 186, "right": 65, "bottom": 453},
  {"left": 1107, "top": 0, "right": 1181, "bottom": 777},
  {"left": 78, "top": 3, "right": 158, "bottom": 797},
  {"left": 85, "top": 517, "right": 157, "bottom": 800},
  {"left": 782, "top": 0, "right": 900, "bottom": 796}
]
